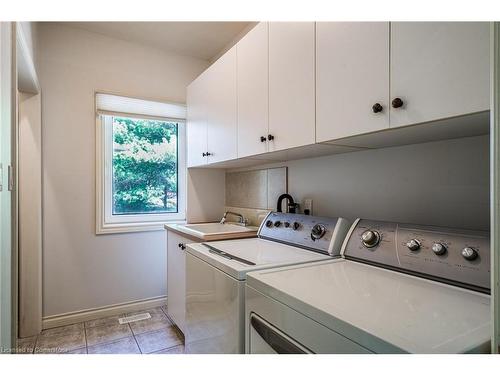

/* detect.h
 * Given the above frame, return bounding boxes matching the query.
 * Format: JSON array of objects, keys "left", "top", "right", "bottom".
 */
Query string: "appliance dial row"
[
  {"left": 406, "top": 239, "right": 448, "bottom": 256},
  {"left": 405, "top": 239, "right": 478, "bottom": 261},
  {"left": 265, "top": 220, "right": 301, "bottom": 230},
  {"left": 361, "top": 230, "right": 380, "bottom": 248}
]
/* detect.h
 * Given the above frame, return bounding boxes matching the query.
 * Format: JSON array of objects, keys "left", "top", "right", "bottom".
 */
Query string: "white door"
[
  {"left": 186, "top": 75, "right": 208, "bottom": 167},
  {"left": 166, "top": 231, "right": 199, "bottom": 334},
  {"left": 206, "top": 47, "right": 237, "bottom": 164},
  {"left": 268, "top": 22, "right": 315, "bottom": 152},
  {"left": 237, "top": 22, "right": 269, "bottom": 158},
  {"left": 390, "top": 22, "right": 490, "bottom": 128},
  {"left": 316, "top": 22, "right": 390, "bottom": 142},
  {"left": 0, "top": 22, "right": 13, "bottom": 351}
]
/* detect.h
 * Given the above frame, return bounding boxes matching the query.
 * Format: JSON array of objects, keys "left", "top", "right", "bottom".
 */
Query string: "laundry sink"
[{"left": 165, "top": 222, "right": 259, "bottom": 241}]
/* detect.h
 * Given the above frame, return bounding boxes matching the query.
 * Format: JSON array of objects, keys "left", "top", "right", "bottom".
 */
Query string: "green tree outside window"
[{"left": 112, "top": 117, "right": 178, "bottom": 215}]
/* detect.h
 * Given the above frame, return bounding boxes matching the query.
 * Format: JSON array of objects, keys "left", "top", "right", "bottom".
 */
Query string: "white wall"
[
  {"left": 38, "top": 23, "right": 208, "bottom": 317},
  {"left": 230, "top": 135, "right": 490, "bottom": 231},
  {"left": 18, "top": 22, "right": 37, "bottom": 66},
  {"left": 18, "top": 92, "right": 42, "bottom": 337}
]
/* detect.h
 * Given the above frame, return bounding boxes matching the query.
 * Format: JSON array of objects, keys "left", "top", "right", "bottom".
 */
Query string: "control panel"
[
  {"left": 258, "top": 212, "right": 351, "bottom": 256},
  {"left": 342, "top": 219, "right": 490, "bottom": 292}
]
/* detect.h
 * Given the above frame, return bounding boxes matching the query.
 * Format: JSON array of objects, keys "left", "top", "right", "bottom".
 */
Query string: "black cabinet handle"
[
  {"left": 267, "top": 134, "right": 274, "bottom": 141},
  {"left": 206, "top": 152, "right": 212, "bottom": 156},
  {"left": 392, "top": 98, "right": 404, "bottom": 109},
  {"left": 202, "top": 152, "right": 206, "bottom": 157},
  {"left": 178, "top": 243, "right": 186, "bottom": 250},
  {"left": 260, "top": 136, "right": 267, "bottom": 142},
  {"left": 372, "top": 103, "right": 383, "bottom": 113}
]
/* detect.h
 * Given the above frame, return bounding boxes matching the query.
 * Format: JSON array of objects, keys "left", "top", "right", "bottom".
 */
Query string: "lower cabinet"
[{"left": 166, "top": 230, "right": 200, "bottom": 335}]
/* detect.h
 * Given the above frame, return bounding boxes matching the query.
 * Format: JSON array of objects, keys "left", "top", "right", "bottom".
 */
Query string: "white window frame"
[{"left": 96, "top": 95, "right": 186, "bottom": 234}]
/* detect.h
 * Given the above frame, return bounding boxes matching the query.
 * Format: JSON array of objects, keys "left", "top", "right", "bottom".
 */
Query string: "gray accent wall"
[
  {"left": 227, "top": 135, "right": 489, "bottom": 231},
  {"left": 284, "top": 135, "right": 489, "bottom": 231}
]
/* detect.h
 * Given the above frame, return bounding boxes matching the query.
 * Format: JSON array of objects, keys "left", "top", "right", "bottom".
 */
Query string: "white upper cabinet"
[
  {"left": 186, "top": 22, "right": 490, "bottom": 166},
  {"left": 205, "top": 47, "right": 238, "bottom": 163},
  {"left": 390, "top": 22, "right": 490, "bottom": 128},
  {"left": 268, "top": 22, "right": 315, "bottom": 152},
  {"left": 186, "top": 75, "right": 208, "bottom": 167},
  {"left": 316, "top": 22, "right": 390, "bottom": 142},
  {"left": 237, "top": 22, "right": 269, "bottom": 158}
]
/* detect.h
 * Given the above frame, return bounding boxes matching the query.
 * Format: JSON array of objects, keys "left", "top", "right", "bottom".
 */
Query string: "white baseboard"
[{"left": 42, "top": 295, "right": 167, "bottom": 330}]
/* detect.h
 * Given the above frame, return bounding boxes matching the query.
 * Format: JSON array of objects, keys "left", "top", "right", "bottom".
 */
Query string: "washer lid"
[
  {"left": 246, "top": 259, "right": 491, "bottom": 353},
  {"left": 186, "top": 238, "right": 331, "bottom": 281}
]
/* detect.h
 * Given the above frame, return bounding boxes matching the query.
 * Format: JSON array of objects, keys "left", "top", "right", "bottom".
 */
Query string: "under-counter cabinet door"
[
  {"left": 237, "top": 22, "right": 269, "bottom": 158},
  {"left": 268, "top": 22, "right": 315, "bottom": 151},
  {"left": 205, "top": 47, "right": 238, "bottom": 164},
  {"left": 186, "top": 75, "right": 208, "bottom": 167},
  {"left": 167, "top": 231, "right": 199, "bottom": 334},
  {"left": 316, "top": 22, "right": 390, "bottom": 142},
  {"left": 390, "top": 22, "right": 490, "bottom": 128}
]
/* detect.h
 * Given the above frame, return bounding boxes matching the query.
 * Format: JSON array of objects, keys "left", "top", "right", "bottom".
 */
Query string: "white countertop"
[
  {"left": 247, "top": 259, "right": 491, "bottom": 353},
  {"left": 165, "top": 222, "right": 258, "bottom": 241}
]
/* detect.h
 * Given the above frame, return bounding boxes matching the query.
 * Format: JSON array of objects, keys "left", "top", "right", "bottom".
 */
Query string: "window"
[{"left": 96, "top": 93, "right": 186, "bottom": 234}]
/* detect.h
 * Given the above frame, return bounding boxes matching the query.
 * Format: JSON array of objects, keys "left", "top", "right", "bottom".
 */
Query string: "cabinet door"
[
  {"left": 390, "top": 22, "right": 490, "bottom": 128},
  {"left": 206, "top": 47, "right": 238, "bottom": 164},
  {"left": 268, "top": 22, "right": 315, "bottom": 152},
  {"left": 316, "top": 22, "right": 390, "bottom": 142},
  {"left": 237, "top": 22, "right": 269, "bottom": 158},
  {"left": 186, "top": 75, "right": 208, "bottom": 167},
  {"left": 167, "top": 231, "right": 199, "bottom": 334}
]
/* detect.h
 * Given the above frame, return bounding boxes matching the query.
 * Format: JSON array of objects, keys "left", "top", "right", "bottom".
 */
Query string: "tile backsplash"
[{"left": 225, "top": 167, "right": 287, "bottom": 226}]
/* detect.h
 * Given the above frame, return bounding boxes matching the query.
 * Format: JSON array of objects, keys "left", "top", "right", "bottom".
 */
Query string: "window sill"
[{"left": 96, "top": 219, "right": 187, "bottom": 235}]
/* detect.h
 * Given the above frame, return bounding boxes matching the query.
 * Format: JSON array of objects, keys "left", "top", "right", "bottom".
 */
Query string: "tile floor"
[{"left": 16, "top": 306, "right": 184, "bottom": 354}]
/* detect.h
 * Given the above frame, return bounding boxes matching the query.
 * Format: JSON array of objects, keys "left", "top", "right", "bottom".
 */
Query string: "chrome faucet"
[{"left": 220, "top": 211, "right": 248, "bottom": 226}]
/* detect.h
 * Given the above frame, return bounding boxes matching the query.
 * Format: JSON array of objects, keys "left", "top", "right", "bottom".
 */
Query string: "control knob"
[
  {"left": 431, "top": 243, "right": 447, "bottom": 256},
  {"left": 311, "top": 224, "right": 327, "bottom": 241},
  {"left": 274, "top": 221, "right": 281, "bottom": 228},
  {"left": 461, "top": 247, "right": 478, "bottom": 261},
  {"left": 292, "top": 222, "right": 300, "bottom": 231},
  {"left": 265, "top": 220, "right": 273, "bottom": 228},
  {"left": 406, "top": 239, "right": 421, "bottom": 251},
  {"left": 361, "top": 230, "right": 380, "bottom": 248},
  {"left": 284, "top": 222, "right": 290, "bottom": 228}
]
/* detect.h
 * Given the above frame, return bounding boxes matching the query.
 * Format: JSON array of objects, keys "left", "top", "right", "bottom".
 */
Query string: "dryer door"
[{"left": 249, "top": 313, "right": 312, "bottom": 354}]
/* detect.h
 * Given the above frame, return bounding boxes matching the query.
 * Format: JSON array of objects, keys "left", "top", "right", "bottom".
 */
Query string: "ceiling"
[{"left": 62, "top": 22, "right": 254, "bottom": 61}]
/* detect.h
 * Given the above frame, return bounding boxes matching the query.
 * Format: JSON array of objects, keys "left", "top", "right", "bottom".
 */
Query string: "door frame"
[{"left": 491, "top": 21, "right": 500, "bottom": 354}]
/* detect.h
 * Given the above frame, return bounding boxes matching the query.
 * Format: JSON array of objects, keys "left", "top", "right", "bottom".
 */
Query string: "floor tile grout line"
[
  {"left": 83, "top": 323, "right": 89, "bottom": 354},
  {"left": 150, "top": 344, "right": 184, "bottom": 354},
  {"left": 129, "top": 322, "right": 143, "bottom": 354},
  {"left": 32, "top": 334, "right": 39, "bottom": 354},
  {"left": 85, "top": 332, "right": 136, "bottom": 350}
]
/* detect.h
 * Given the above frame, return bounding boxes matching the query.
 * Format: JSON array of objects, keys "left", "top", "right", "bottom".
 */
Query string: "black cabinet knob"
[
  {"left": 205, "top": 152, "right": 212, "bottom": 156},
  {"left": 392, "top": 98, "right": 404, "bottom": 108},
  {"left": 178, "top": 243, "right": 186, "bottom": 250},
  {"left": 260, "top": 136, "right": 267, "bottom": 142},
  {"left": 372, "top": 103, "right": 383, "bottom": 113},
  {"left": 202, "top": 152, "right": 206, "bottom": 157},
  {"left": 267, "top": 134, "right": 274, "bottom": 141}
]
